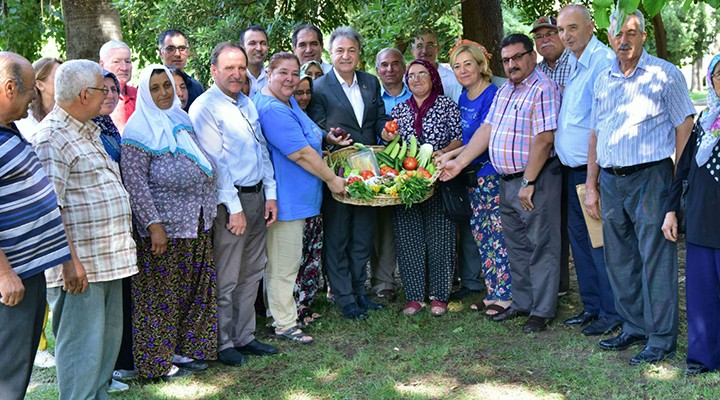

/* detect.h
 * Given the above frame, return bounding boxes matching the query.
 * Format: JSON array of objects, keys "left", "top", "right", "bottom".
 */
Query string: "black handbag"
[{"left": 439, "top": 174, "right": 472, "bottom": 222}]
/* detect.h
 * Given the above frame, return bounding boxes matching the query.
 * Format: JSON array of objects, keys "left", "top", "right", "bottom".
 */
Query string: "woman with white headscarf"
[
  {"left": 663, "top": 53, "right": 720, "bottom": 376},
  {"left": 121, "top": 65, "right": 217, "bottom": 381}
]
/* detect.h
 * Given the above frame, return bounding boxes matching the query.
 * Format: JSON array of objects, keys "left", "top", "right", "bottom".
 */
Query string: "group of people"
[{"left": 1, "top": 4, "right": 719, "bottom": 400}]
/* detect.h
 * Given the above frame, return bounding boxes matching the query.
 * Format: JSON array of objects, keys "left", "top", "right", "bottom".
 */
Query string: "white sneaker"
[
  {"left": 108, "top": 379, "right": 128, "bottom": 393},
  {"left": 34, "top": 350, "right": 55, "bottom": 368},
  {"left": 112, "top": 369, "right": 137, "bottom": 380}
]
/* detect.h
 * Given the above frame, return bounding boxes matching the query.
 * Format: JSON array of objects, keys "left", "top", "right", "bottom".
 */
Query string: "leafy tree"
[{"left": 0, "top": 0, "right": 55, "bottom": 61}]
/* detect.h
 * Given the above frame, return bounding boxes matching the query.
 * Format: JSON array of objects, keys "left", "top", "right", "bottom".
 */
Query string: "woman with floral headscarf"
[
  {"left": 662, "top": 54, "right": 720, "bottom": 376},
  {"left": 386, "top": 59, "right": 462, "bottom": 316},
  {"left": 121, "top": 65, "right": 218, "bottom": 381}
]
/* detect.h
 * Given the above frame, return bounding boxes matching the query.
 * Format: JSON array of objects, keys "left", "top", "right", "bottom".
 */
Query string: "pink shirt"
[
  {"left": 486, "top": 69, "right": 561, "bottom": 175},
  {"left": 110, "top": 84, "right": 137, "bottom": 134}
]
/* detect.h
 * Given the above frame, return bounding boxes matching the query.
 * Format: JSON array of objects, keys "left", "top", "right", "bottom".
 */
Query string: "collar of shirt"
[
  {"left": 541, "top": 49, "right": 571, "bottom": 72},
  {"left": 610, "top": 49, "right": 649, "bottom": 78},
  {"left": 381, "top": 83, "right": 410, "bottom": 99},
  {"left": 506, "top": 68, "right": 542, "bottom": 91},
  {"left": 575, "top": 36, "right": 603, "bottom": 70},
  {"left": 53, "top": 105, "right": 101, "bottom": 140},
  {"left": 249, "top": 66, "right": 266, "bottom": 82},
  {"left": 333, "top": 67, "right": 358, "bottom": 88}
]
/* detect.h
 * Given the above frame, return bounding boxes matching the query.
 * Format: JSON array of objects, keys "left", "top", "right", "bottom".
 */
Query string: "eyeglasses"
[
  {"left": 163, "top": 45, "right": 189, "bottom": 54},
  {"left": 501, "top": 50, "right": 532, "bottom": 65},
  {"left": 533, "top": 30, "right": 558, "bottom": 41},
  {"left": 414, "top": 42, "right": 437, "bottom": 51},
  {"left": 83, "top": 86, "right": 109, "bottom": 96},
  {"left": 407, "top": 71, "right": 430, "bottom": 81}
]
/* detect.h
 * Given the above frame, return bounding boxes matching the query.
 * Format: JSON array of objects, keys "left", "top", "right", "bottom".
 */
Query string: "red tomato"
[
  {"left": 346, "top": 176, "right": 362, "bottom": 185},
  {"left": 403, "top": 157, "right": 418, "bottom": 171},
  {"left": 386, "top": 168, "right": 399, "bottom": 176},
  {"left": 380, "top": 166, "right": 390, "bottom": 175},
  {"left": 385, "top": 120, "right": 399, "bottom": 133},
  {"left": 361, "top": 170, "right": 375, "bottom": 180},
  {"left": 418, "top": 168, "right": 431, "bottom": 179}
]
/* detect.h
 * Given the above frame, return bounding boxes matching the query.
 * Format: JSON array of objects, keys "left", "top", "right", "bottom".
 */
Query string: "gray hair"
[
  {"left": 99, "top": 40, "right": 131, "bottom": 61},
  {"left": 610, "top": 9, "right": 645, "bottom": 33},
  {"left": 375, "top": 48, "right": 404, "bottom": 68},
  {"left": 55, "top": 60, "right": 103, "bottom": 103},
  {"left": 329, "top": 26, "right": 362, "bottom": 52}
]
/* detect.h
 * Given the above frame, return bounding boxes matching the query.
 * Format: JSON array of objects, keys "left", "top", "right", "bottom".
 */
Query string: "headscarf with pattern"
[
  {"left": 696, "top": 53, "right": 720, "bottom": 168},
  {"left": 93, "top": 69, "right": 122, "bottom": 163},
  {"left": 404, "top": 58, "right": 444, "bottom": 138}
]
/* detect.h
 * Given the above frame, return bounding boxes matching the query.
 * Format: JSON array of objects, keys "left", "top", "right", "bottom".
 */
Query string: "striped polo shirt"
[
  {"left": 0, "top": 125, "right": 70, "bottom": 279},
  {"left": 591, "top": 50, "right": 696, "bottom": 168}
]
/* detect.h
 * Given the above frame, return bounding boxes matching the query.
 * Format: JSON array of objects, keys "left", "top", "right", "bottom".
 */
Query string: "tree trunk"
[
  {"left": 461, "top": 0, "right": 504, "bottom": 77},
  {"left": 691, "top": 58, "right": 702, "bottom": 92},
  {"left": 62, "top": 0, "right": 122, "bottom": 60},
  {"left": 651, "top": 13, "right": 668, "bottom": 61}
]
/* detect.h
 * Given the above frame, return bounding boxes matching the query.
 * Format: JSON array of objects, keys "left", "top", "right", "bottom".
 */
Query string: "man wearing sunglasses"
[{"left": 158, "top": 29, "right": 205, "bottom": 111}]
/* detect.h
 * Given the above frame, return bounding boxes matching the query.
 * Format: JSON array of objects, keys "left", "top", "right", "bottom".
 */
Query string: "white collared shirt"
[
  {"left": 189, "top": 84, "right": 277, "bottom": 214},
  {"left": 333, "top": 68, "right": 365, "bottom": 126},
  {"left": 248, "top": 67, "right": 267, "bottom": 99}
]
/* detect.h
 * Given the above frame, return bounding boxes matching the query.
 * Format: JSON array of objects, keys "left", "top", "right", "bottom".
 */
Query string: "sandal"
[
  {"left": 483, "top": 303, "right": 508, "bottom": 316},
  {"left": 470, "top": 300, "right": 488, "bottom": 312},
  {"left": 430, "top": 300, "right": 447, "bottom": 317},
  {"left": 403, "top": 301, "right": 425, "bottom": 316},
  {"left": 275, "top": 326, "right": 313, "bottom": 345}
]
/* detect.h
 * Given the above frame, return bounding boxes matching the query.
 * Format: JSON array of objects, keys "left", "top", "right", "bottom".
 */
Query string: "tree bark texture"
[
  {"left": 62, "top": 0, "right": 122, "bottom": 60},
  {"left": 461, "top": 0, "right": 504, "bottom": 77},
  {"left": 651, "top": 13, "right": 668, "bottom": 61}
]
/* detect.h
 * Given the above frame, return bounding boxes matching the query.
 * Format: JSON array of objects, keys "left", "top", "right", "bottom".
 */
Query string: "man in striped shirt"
[
  {"left": 438, "top": 34, "right": 562, "bottom": 334},
  {"left": 0, "top": 52, "right": 72, "bottom": 400},
  {"left": 586, "top": 10, "right": 695, "bottom": 365}
]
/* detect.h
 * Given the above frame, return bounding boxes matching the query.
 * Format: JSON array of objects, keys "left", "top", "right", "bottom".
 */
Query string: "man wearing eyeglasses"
[
  {"left": 158, "top": 29, "right": 205, "bottom": 111},
  {"left": 532, "top": 16, "right": 572, "bottom": 90},
  {"left": 410, "top": 30, "right": 462, "bottom": 102},
  {"left": 438, "top": 33, "right": 562, "bottom": 334},
  {"left": 33, "top": 60, "right": 137, "bottom": 400}
]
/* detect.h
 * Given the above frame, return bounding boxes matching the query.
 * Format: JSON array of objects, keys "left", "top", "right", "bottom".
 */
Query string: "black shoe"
[
  {"left": 448, "top": 287, "right": 482, "bottom": 301},
  {"left": 582, "top": 317, "right": 623, "bottom": 336},
  {"left": 376, "top": 289, "right": 397, "bottom": 302},
  {"left": 356, "top": 295, "right": 384, "bottom": 311},
  {"left": 236, "top": 339, "right": 278, "bottom": 356},
  {"left": 160, "top": 367, "right": 193, "bottom": 382},
  {"left": 491, "top": 308, "right": 529, "bottom": 322},
  {"left": 340, "top": 303, "right": 368, "bottom": 320},
  {"left": 173, "top": 360, "right": 208, "bottom": 371},
  {"left": 523, "top": 316, "right": 549, "bottom": 333},
  {"left": 630, "top": 346, "right": 676, "bottom": 365},
  {"left": 563, "top": 311, "right": 598, "bottom": 326},
  {"left": 598, "top": 332, "right": 647, "bottom": 351},
  {"left": 217, "top": 348, "right": 246, "bottom": 366},
  {"left": 686, "top": 362, "right": 711, "bottom": 376}
]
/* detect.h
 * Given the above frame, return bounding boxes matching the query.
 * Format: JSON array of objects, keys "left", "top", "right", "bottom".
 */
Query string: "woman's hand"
[
  {"left": 661, "top": 211, "right": 678, "bottom": 242},
  {"left": 327, "top": 176, "right": 346, "bottom": 194},
  {"left": 148, "top": 223, "right": 168, "bottom": 256}
]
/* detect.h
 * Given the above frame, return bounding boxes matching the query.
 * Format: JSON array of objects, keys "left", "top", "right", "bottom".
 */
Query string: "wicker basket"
[{"left": 325, "top": 145, "right": 440, "bottom": 207}]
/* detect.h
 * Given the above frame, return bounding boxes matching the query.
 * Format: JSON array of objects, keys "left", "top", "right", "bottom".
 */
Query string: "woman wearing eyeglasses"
[
  {"left": 121, "top": 65, "right": 218, "bottom": 381},
  {"left": 381, "top": 59, "right": 462, "bottom": 317}
]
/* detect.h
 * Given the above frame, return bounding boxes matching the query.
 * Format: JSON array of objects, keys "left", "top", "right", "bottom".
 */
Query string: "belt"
[
  {"left": 236, "top": 180, "right": 263, "bottom": 193},
  {"left": 602, "top": 159, "right": 668, "bottom": 177},
  {"left": 500, "top": 157, "right": 558, "bottom": 181},
  {"left": 566, "top": 164, "right": 587, "bottom": 172}
]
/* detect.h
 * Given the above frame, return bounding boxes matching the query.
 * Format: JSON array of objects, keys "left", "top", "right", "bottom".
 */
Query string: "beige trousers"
[{"left": 266, "top": 219, "right": 305, "bottom": 330}]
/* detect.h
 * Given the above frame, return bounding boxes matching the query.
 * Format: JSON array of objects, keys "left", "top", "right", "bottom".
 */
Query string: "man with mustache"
[
  {"left": 241, "top": 25, "right": 269, "bottom": 98},
  {"left": 554, "top": 4, "right": 621, "bottom": 336},
  {"left": 438, "top": 34, "right": 562, "bottom": 333},
  {"left": 587, "top": 10, "right": 695, "bottom": 365},
  {"left": 158, "top": 29, "right": 204, "bottom": 111},
  {"left": 189, "top": 42, "right": 279, "bottom": 366},
  {"left": 532, "top": 16, "right": 572, "bottom": 90}
]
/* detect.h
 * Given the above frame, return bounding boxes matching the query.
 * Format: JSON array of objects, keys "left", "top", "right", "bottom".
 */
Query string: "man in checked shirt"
[{"left": 439, "top": 33, "right": 562, "bottom": 334}]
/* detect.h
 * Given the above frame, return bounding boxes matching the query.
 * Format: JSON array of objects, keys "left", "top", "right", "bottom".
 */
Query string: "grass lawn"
[{"left": 26, "top": 238, "right": 720, "bottom": 400}]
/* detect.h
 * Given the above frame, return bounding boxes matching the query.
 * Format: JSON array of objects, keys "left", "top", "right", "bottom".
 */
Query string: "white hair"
[
  {"left": 610, "top": 9, "right": 645, "bottom": 33},
  {"left": 55, "top": 60, "right": 103, "bottom": 103},
  {"left": 99, "top": 40, "right": 131, "bottom": 61}
]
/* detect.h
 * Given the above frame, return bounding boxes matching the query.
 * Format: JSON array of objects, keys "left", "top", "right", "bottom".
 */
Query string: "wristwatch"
[{"left": 521, "top": 177, "right": 536, "bottom": 188}]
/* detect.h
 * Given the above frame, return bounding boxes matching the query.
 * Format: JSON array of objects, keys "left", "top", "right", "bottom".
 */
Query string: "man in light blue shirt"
[
  {"left": 586, "top": 10, "right": 695, "bottom": 365},
  {"left": 189, "top": 42, "right": 279, "bottom": 366},
  {"left": 555, "top": 4, "right": 620, "bottom": 337},
  {"left": 377, "top": 48, "right": 411, "bottom": 115}
]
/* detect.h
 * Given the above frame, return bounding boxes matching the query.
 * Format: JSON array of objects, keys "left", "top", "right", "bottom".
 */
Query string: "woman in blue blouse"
[{"left": 254, "top": 52, "right": 345, "bottom": 344}]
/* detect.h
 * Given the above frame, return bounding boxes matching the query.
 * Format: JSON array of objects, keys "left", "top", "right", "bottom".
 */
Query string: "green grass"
[
  {"left": 690, "top": 91, "right": 708, "bottom": 102},
  {"left": 26, "top": 240, "right": 720, "bottom": 400}
]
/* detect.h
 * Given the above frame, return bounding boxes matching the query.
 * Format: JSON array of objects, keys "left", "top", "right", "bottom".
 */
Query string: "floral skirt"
[
  {"left": 295, "top": 215, "right": 323, "bottom": 316},
  {"left": 131, "top": 226, "right": 218, "bottom": 379},
  {"left": 468, "top": 174, "right": 511, "bottom": 301}
]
